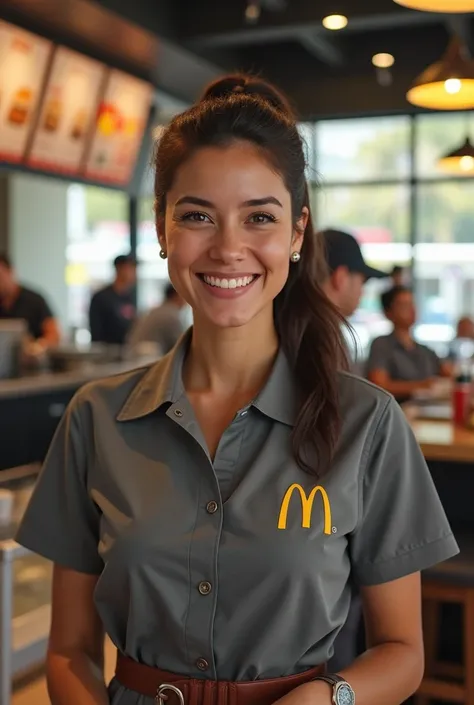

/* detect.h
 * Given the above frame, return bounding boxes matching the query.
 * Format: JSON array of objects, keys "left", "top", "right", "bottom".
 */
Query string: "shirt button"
[
  {"left": 196, "top": 658, "right": 209, "bottom": 671},
  {"left": 174, "top": 409, "right": 183, "bottom": 418},
  {"left": 198, "top": 581, "right": 212, "bottom": 595},
  {"left": 206, "top": 501, "right": 218, "bottom": 514}
]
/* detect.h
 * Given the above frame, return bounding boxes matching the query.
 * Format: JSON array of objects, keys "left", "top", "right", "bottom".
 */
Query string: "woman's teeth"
[{"left": 202, "top": 275, "right": 256, "bottom": 289}]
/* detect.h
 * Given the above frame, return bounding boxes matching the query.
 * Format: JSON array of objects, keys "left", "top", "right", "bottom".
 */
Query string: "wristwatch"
[{"left": 313, "top": 675, "right": 355, "bottom": 705}]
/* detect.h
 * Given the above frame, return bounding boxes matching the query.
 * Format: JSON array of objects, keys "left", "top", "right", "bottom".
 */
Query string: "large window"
[
  {"left": 308, "top": 112, "right": 474, "bottom": 354},
  {"left": 66, "top": 185, "right": 129, "bottom": 334}
]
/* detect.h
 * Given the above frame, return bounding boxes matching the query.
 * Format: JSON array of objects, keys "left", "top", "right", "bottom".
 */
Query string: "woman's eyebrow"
[
  {"left": 175, "top": 196, "right": 214, "bottom": 207},
  {"left": 241, "top": 197, "right": 283, "bottom": 208},
  {"left": 174, "top": 196, "right": 283, "bottom": 208}
]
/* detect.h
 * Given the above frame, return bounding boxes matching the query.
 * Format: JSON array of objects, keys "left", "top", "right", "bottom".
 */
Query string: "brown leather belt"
[{"left": 115, "top": 653, "right": 326, "bottom": 705}]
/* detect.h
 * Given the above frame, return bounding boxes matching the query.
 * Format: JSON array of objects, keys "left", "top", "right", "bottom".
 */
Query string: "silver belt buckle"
[{"left": 156, "top": 683, "right": 185, "bottom": 705}]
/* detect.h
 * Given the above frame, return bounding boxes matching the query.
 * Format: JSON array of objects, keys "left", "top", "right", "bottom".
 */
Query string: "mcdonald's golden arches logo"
[{"left": 277, "top": 484, "right": 332, "bottom": 535}]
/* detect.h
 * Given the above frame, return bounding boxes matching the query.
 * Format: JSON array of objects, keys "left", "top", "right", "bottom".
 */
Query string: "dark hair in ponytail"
[{"left": 154, "top": 73, "right": 348, "bottom": 476}]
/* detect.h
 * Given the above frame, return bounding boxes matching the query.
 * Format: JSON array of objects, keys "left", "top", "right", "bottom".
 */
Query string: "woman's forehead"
[{"left": 168, "top": 143, "right": 290, "bottom": 206}]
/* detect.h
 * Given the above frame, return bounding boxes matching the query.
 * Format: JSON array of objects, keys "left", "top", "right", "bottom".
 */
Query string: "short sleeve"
[
  {"left": 366, "top": 337, "right": 389, "bottom": 373},
  {"left": 350, "top": 397, "right": 458, "bottom": 586},
  {"left": 16, "top": 395, "right": 103, "bottom": 575}
]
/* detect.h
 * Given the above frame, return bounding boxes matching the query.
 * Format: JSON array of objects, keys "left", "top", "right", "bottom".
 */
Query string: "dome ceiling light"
[
  {"left": 407, "top": 37, "right": 474, "bottom": 110},
  {"left": 438, "top": 135, "right": 474, "bottom": 175},
  {"left": 393, "top": 0, "right": 474, "bottom": 11}
]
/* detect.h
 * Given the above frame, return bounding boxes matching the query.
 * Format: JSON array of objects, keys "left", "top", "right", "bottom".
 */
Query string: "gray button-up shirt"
[
  {"left": 17, "top": 333, "right": 457, "bottom": 685},
  {"left": 367, "top": 333, "right": 441, "bottom": 382}
]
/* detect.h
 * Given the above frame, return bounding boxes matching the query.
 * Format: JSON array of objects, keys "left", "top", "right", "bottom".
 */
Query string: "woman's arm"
[
  {"left": 278, "top": 572, "right": 424, "bottom": 705},
  {"left": 47, "top": 564, "right": 109, "bottom": 705}
]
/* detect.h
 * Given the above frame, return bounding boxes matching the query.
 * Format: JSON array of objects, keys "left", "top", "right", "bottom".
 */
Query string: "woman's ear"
[
  {"left": 292, "top": 206, "right": 309, "bottom": 253},
  {"left": 156, "top": 216, "right": 166, "bottom": 251}
]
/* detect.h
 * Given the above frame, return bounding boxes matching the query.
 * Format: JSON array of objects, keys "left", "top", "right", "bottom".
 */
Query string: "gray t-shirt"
[
  {"left": 17, "top": 332, "right": 457, "bottom": 691},
  {"left": 367, "top": 332, "right": 441, "bottom": 382},
  {"left": 127, "top": 301, "right": 185, "bottom": 354}
]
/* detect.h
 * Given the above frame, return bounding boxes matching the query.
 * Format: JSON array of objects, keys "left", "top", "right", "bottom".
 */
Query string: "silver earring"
[
  {"left": 159, "top": 249, "right": 167, "bottom": 260},
  {"left": 290, "top": 252, "right": 301, "bottom": 263}
]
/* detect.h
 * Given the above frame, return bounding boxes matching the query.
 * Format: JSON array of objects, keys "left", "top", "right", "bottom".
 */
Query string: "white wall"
[{"left": 9, "top": 173, "right": 68, "bottom": 333}]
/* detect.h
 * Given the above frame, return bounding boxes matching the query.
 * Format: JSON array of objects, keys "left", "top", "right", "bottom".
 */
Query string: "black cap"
[
  {"left": 320, "top": 229, "right": 387, "bottom": 280},
  {"left": 113, "top": 254, "right": 137, "bottom": 268}
]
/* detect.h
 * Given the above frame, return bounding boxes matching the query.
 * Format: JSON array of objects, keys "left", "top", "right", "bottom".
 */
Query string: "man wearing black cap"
[
  {"left": 89, "top": 254, "right": 137, "bottom": 345},
  {"left": 321, "top": 228, "right": 387, "bottom": 317},
  {"left": 321, "top": 229, "right": 387, "bottom": 675}
]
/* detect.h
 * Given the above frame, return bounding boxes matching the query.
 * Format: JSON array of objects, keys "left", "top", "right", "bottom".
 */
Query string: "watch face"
[{"left": 336, "top": 683, "right": 354, "bottom": 705}]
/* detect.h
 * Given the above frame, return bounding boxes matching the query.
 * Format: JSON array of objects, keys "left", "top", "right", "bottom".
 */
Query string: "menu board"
[
  {"left": 85, "top": 70, "right": 152, "bottom": 186},
  {"left": 0, "top": 22, "right": 52, "bottom": 163},
  {"left": 28, "top": 48, "right": 106, "bottom": 175}
]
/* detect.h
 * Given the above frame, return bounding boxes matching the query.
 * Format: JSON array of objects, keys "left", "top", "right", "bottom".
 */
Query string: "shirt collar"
[
  {"left": 117, "top": 329, "right": 297, "bottom": 427},
  {"left": 116, "top": 331, "right": 188, "bottom": 421}
]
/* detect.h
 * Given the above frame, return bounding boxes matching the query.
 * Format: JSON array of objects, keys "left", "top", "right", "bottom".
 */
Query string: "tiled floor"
[{"left": 12, "top": 638, "right": 116, "bottom": 705}]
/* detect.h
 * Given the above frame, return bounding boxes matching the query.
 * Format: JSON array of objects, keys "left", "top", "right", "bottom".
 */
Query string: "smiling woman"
[{"left": 16, "top": 73, "right": 458, "bottom": 705}]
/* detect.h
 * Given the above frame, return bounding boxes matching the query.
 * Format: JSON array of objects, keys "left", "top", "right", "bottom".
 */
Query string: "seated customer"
[
  {"left": 367, "top": 286, "right": 451, "bottom": 401},
  {"left": 0, "top": 253, "right": 60, "bottom": 348},
  {"left": 127, "top": 283, "right": 187, "bottom": 354}
]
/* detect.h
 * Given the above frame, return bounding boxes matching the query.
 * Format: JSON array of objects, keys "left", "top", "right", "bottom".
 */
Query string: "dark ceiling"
[{"left": 2, "top": 0, "right": 473, "bottom": 118}]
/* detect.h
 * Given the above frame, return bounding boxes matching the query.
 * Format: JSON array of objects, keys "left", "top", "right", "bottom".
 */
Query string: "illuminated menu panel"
[
  {"left": 28, "top": 48, "right": 106, "bottom": 175},
  {"left": 0, "top": 21, "right": 52, "bottom": 163},
  {"left": 85, "top": 70, "right": 152, "bottom": 186}
]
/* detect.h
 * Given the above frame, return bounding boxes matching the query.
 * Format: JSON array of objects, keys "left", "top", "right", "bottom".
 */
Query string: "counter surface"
[
  {"left": 411, "top": 419, "right": 474, "bottom": 463},
  {"left": 0, "top": 359, "right": 154, "bottom": 399}
]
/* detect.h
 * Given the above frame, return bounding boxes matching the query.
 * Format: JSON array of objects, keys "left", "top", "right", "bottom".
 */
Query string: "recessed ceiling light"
[
  {"left": 372, "top": 53, "right": 395, "bottom": 69},
  {"left": 245, "top": 2, "right": 261, "bottom": 23},
  {"left": 322, "top": 14, "right": 348, "bottom": 31}
]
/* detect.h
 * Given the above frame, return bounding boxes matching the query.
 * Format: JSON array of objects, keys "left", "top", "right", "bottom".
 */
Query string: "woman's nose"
[{"left": 208, "top": 222, "right": 246, "bottom": 262}]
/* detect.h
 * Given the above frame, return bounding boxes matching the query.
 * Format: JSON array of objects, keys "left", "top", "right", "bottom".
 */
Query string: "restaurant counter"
[{"left": 0, "top": 358, "right": 156, "bottom": 472}]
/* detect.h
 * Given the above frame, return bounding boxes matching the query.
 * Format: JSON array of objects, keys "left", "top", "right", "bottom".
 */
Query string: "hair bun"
[{"left": 200, "top": 74, "right": 294, "bottom": 118}]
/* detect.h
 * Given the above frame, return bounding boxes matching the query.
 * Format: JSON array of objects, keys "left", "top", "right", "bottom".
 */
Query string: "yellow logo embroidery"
[{"left": 277, "top": 484, "right": 332, "bottom": 535}]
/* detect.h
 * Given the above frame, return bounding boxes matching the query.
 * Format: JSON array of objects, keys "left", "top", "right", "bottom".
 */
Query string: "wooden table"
[{"left": 411, "top": 420, "right": 474, "bottom": 463}]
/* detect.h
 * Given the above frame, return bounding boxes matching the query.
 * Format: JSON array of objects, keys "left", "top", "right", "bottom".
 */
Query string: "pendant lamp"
[
  {"left": 438, "top": 137, "right": 474, "bottom": 175},
  {"left": 407, "top": 37, "right": 474, "bottom": 110},
  {"left": 394, "top": 0, "right": 474, "bottom": 11}
]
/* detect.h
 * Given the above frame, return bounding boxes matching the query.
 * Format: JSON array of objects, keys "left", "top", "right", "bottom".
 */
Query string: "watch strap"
[{"left": 313, "top": 674, "right": 345, "bottom": 685}]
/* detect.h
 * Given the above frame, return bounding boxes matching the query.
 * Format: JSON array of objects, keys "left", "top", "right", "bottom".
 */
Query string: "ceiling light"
[
  {"left": 407, "top": 37, "right": 474, "bottom": 110},
  {"left": 393, "top": 0, "right": 474, "bottom": 12},
  {"left": 322, "top": 14, "right": 348, "bottom": 30},
  {"left": 245, "top": 2, "right": 261, "bottom": 23},
  {"left": 438, "top": 137, "right": 474, "bottom": 175},
  {"left": 372, "top": 53, "right": 395, "bottom": 69}
]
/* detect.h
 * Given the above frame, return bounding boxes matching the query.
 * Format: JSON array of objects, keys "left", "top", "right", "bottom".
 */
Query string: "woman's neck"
[{"left": 183, "top": 311, "right": 279, "bottom": 396}]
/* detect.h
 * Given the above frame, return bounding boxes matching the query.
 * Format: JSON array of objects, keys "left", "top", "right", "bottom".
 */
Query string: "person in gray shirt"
[
  {"left": 127, "top": 283, "right": 187, "bottom": 354},
  {"left": 17, "top": 74, "right": 457, "bottom": 705},
  {"left": 367, "top": 286, "right": 452, "bottom": 401}
]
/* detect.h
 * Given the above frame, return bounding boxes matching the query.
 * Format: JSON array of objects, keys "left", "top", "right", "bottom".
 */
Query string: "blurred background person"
[
  {"left": 89, "top": 254, "right": 137, "bottom": 345},
  {"left": 321, "top": 229, "right": 387, "bottom": 674},
  {"left": 367, "top": 286, "right": 451, "bottom": 401},
  {"left": 456, "top": 316, "right": 474, "bottom": 341},
  {"left": 127, "top": 282, "right": 187, "bottom": 355},
  {"left": 390, "top": 265, "right": 405, "bottom": 288},
  {"left": 320, "top": 229, "right": 387, "bottom": 318},
  {"left": 0, "top": 253, "right": 60, "bottom": 348}
]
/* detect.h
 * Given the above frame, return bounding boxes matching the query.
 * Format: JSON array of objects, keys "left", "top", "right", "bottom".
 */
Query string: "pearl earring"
[
  {"left": 290, "top": 251, "right": 301, "bottom": 263},
  {"left": 159, "top": 249, "right": 167, "bottom": 260}
]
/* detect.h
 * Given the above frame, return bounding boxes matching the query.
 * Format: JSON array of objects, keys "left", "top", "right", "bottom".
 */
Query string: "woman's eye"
[
  {"left": 180, "top": 211, "right": 211, "bottom": 223},
  {"left": 248, "top": 212, "right": 277, "bottom": 225}
]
